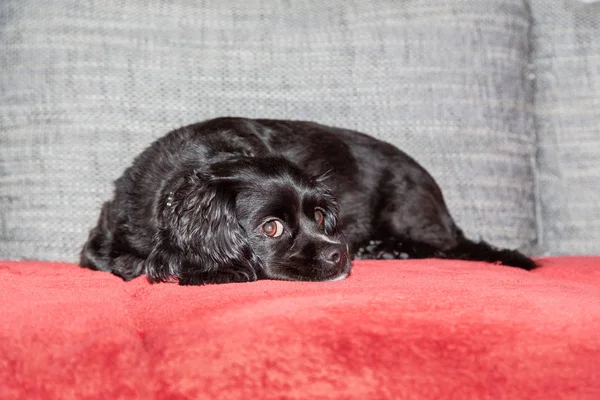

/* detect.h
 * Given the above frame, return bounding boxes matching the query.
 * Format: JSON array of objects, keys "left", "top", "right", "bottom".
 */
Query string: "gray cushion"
[
  {"left": 532, "top": 0, "right": 600, "bottom": 255},
  {"left": 0, "top": 0, "right": 536, "bottom": 262}
]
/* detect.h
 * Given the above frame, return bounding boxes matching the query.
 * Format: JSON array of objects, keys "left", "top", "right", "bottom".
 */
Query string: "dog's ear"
[
  {"left": 144, "top": 170, "right": 262, "bottom": 284},
  {"left": 311, "top": 172, "right": 341, "bottom": 236},
  {"left": 321, "top": 191, "right": 341, "bottom": 236}
]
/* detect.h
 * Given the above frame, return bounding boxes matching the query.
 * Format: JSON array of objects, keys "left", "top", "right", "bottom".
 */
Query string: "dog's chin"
[
  {"left": 321, "top": 260, "right": 352, "bottom": 282},
  {"left": 322, "top": 269, "right": 351, "bottom": 282},
  {"left": 263, "top": 260, "right": 352, "bottom": 282}
]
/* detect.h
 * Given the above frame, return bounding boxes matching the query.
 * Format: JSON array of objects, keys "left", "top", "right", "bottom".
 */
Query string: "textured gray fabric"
[
  {"left": 0, "top": 0, "right": 536, "bottom": 262},
  {"left": 531, "top": 0, "right": 600, "bottom": 255}
]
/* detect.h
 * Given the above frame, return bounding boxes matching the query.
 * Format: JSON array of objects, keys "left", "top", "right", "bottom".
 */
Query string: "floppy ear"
[
  {"left": 312, "top": 172, "right": 341, "bottom": 236},
  {"left": 144, "top": 171, "right": 262, "bottom": 285}
]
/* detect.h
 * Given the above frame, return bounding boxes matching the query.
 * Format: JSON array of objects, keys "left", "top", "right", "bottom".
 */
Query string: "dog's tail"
[
  {"left": 438, "top": 235, "right": 537, "bottom": 270},
  {"left": 354, "top": 235, "right": 538, "bottom": 270}
]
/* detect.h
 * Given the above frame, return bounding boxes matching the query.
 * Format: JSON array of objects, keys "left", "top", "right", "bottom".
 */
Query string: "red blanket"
[{"left": 1, "top": 258, "right": 599, "bottom": 399}]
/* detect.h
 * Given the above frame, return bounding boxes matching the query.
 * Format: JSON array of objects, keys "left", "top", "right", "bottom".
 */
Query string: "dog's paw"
[{"left": 178, "top": 268, "right": 258, "bottom": 285}]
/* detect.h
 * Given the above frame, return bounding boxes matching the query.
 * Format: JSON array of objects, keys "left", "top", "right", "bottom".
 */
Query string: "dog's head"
[{"left": 148, "top": 156, "right": 351, "bottom": 284}]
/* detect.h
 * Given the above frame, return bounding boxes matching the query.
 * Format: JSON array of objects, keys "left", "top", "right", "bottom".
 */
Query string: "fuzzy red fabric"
[{"left": 1, "top": 257, "right": 599, "bottom": 399}]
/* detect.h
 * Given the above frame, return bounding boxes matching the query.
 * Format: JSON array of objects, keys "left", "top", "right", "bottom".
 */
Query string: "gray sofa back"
[{"left": 1, "top": 0, "right": 599, "bottom": 262}]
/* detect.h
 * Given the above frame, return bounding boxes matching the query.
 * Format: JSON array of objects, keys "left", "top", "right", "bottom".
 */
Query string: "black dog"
[{"left": 80, "top": 117, "right": 536, "bottom": 285}]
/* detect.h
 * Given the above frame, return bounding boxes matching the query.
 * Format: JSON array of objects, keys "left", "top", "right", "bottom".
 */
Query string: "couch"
[{"left": 1, "top": 1, "right": 599, "bottom": 398}]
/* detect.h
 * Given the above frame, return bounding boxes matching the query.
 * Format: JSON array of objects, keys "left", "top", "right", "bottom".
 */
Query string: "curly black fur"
[{"left": 80, "top": 117, "right": 536, "bottom": 285}]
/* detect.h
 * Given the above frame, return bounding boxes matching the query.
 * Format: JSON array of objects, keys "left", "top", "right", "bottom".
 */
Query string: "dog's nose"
[
  {"left": 322, "top": 244, "right": 346, "bottom": 266},
  {"left": 328, "top": 248, "right": 341, "bottom": 264}
]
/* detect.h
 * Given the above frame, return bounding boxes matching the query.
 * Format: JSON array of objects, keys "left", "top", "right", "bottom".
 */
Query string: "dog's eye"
[
  {"left": 262, "top": 220, "right": 284, "bottom": 238},
  {"left": 314, "top": 209, "right": 325, "bottom": 226}
]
